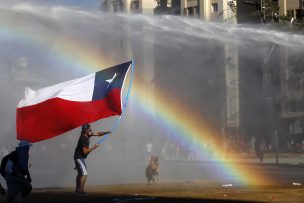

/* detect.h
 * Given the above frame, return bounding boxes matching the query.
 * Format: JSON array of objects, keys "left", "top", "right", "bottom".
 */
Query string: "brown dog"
[{"left": 145, "top": 156, "right": 160, "bottom": 184}]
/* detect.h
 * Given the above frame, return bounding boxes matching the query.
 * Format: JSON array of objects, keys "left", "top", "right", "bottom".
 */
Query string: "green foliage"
[
  {"left": 250, "top": 0, "right": 304, "bottom": 33},
  {"left": 252, "top": 0, "right": 280, "bottom": 23}
]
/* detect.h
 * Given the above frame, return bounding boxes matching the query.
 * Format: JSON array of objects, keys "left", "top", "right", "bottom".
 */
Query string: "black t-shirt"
[{"left": 74, "top": 134, "right": 90, "bottom": 159}]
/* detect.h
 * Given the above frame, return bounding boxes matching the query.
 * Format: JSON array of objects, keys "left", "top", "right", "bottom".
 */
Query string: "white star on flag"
[{"left": 106, "top": 72, "right": 118, "bottom": 88}]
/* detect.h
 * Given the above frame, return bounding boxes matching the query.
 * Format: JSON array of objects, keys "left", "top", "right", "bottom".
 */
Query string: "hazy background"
[{"left": 0, "top": 1, "right": 304, "bottom": 187}]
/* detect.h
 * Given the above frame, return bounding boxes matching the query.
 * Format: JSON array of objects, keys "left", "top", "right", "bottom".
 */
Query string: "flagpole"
[{"left": 96, "top": 59, "right": 134, "bottom": 145}]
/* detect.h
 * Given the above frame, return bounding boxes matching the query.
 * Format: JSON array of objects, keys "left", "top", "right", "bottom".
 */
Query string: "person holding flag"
[
  {"left": 74, "top": 124, "right": 110, "bottom": 195},
  {"left": 15, "top": 60, "right": 133, "bottom": 194}
]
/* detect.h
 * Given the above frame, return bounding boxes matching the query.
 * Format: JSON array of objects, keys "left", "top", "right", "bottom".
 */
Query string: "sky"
[{"left": 0, "top": 0, "right": 101, "bottom": 8}]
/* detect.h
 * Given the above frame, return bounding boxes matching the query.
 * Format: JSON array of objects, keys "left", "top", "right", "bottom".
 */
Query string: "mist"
[{"left": 0, "top": 2, "right": 304, "bottom": 188}]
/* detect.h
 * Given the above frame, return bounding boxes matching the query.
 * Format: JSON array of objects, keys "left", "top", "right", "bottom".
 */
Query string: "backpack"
[{"left": 0, "top": 154, "right": 10, "bottom": 177}]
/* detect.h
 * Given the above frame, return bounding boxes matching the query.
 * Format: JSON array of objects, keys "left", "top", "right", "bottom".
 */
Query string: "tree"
[
  {"left": 243, "top": 0, "right": 304, "bottom": 32},
  {"left": 246, "top": 0, "right": 280, "bottom": 23}
]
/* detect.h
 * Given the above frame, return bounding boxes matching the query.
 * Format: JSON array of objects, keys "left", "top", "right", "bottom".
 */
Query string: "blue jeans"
[{"left": 5, "top": 173, "right": 32, "bottom": 197}]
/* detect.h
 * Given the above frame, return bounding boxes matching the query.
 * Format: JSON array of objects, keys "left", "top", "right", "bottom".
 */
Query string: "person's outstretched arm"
[{"left": 93, "top": 131, "right": 111, "bottom": 137}]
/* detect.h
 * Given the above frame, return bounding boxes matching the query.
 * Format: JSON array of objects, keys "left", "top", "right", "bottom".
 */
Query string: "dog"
[{"left": 145, "top": 156, "right": 160, "bottom": 184}]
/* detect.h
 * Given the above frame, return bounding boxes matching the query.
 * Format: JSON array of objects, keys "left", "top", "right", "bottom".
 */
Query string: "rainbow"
[
  {"left": 133, "top": 82, "right": 272, "bottom": 185},
  {"left": 0, "top": 10, "right": 271, "bottom": 186}
]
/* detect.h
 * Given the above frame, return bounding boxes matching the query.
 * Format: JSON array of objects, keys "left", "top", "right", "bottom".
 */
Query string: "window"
[
  {"left": 287, "top": 10, "right": 295, "bottom": 18},
  {"left": 211, "top": 3, "right": 218, "bottom": 13},
  {"left": 188, "top": 7, "right": 194, "bottom": 16},
  {"left": 195, "top": 6, "right": 199, "bottom": 16},
  {"left": 296, "top": 9, "right": 303, "bottom": 20},
  {"left": 130, "top": 0, "right": 140, "bottom": 13},
  {"left": 112, "top": 0, "right": 123, "bottom": 12}
]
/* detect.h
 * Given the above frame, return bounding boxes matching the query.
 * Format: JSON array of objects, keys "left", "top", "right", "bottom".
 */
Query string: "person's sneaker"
[
  {"left": 0, "top": 187, "right": 5, "bottom": 195},
  {"left": 78, "top": 191, "right": 88, "bottom": 196},
  {"left": 13, "top": 193, "right": 24, "bottom": 203}
]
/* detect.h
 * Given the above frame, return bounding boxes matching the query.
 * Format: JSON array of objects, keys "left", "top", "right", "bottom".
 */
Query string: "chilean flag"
[{"left": 17, "top": 61, "right": 132, "bottom": 143}]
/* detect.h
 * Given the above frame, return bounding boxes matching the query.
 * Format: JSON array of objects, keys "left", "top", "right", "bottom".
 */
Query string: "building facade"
[
  {"left": 180, "top": 0, "right": 237, "bottom": 23},
  {"left": 237, "top": 0, "right": 304, "bottom": 151},
  {"left": 101, "top": 0, "right": 240, "bottom": 143},
  {"left": 237, "top": 0, "right": 304, "bottom": 23},
  {"left": 279, "top": 0, "right": 304, "bottom": 19}
]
